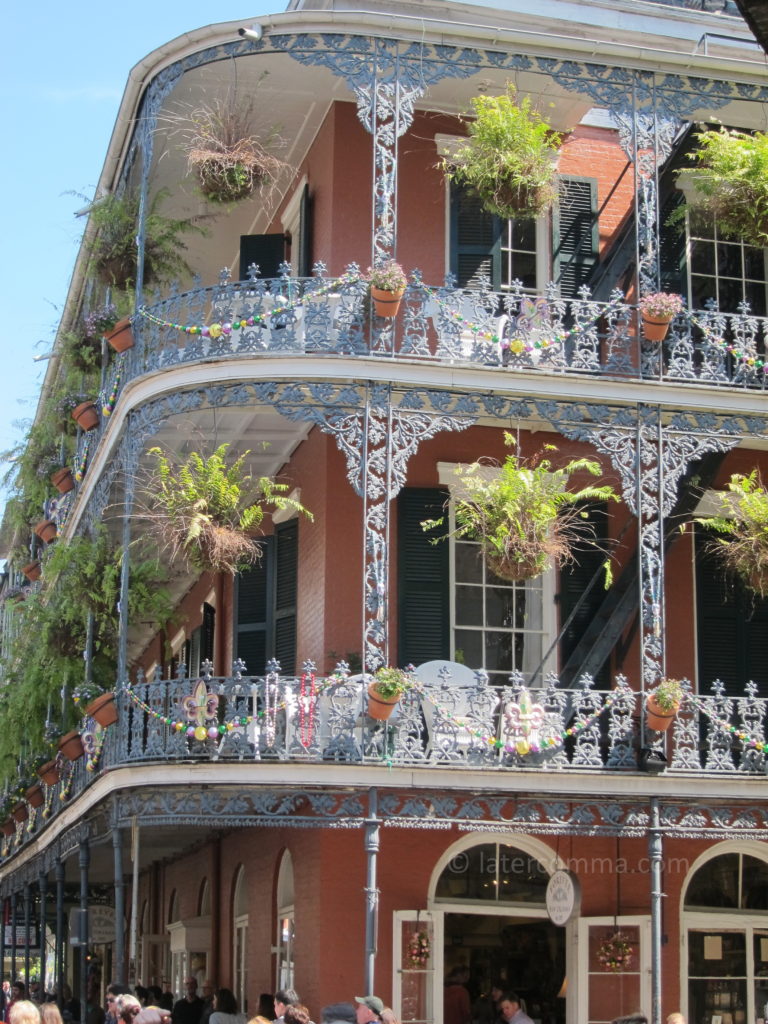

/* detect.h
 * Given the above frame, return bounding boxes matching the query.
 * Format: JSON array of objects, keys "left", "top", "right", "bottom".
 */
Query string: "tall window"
[
  {"left": 684, "top": 848, "right": 768, "bottom": 1023},
  {"left": 233, "top": 867, "right": 249, "bottom": 1012},
  {"left": 687, "top": 209, "right": 768, "bottom": 315},
  {"left": 450, "top": 178, "right": 598, "bottom": 297},
  {"left": 276, "top": 852, "right": 295, "bottom": 990}
]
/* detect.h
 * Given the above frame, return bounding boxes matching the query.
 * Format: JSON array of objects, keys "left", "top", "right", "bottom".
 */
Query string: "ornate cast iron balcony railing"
[
  {"left": 117, "top": 270, "right": 768, "bottom": 391},
  {"left": 3, "top": 665, "right": 766, "bottom": 862}
]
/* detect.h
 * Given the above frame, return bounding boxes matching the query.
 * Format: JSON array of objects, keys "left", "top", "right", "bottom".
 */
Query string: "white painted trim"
[
  {"left": 393, "top": 909, "right": 438, "bottom": 1024},
  {"left": 576, "top": 915, "right": 651, "bottom": 1024}
]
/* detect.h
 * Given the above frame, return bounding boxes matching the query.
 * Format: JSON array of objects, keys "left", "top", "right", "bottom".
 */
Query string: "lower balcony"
[{"left": 3, "top": 665, "right": 766, "bottom": 863}]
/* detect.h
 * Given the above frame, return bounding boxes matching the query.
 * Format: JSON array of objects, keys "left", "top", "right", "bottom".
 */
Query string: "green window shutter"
[
  {"left": 659, "top": 191, "right": 687, "bottom": 296},
  {"left": 398, "top": 488, "right": 450, "bottom": 666},
  {"left": 234, "top": 538, "right": 273, "bottom": 674},
  {"left": 558, "top": 502, "right": 610, "bottom": 687},
  {"left": 552, "top": 176, "right": 598, "bottom": 298},
  {"left": 233, "top": 524, "right": 299, "bottom": 675},
  {"left": 239, "top": 234, "right": 286, "bottom": 281},
  {"left": 274, "top": 520, "right": 298, "bottom": 675},
  {"left": 202, "top": 602, "right": 215, "bottom": 665},
  {"left": 696, "top": 530, "right": 768, "bottom": 696},
  {"left": 450, "top": 184, "right": 503, "bottom": 289},
  {"left": 298, "top": 184, "right": 313, "bottom": 278}
]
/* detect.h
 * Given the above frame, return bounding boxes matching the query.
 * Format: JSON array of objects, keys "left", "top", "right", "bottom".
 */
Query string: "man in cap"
[{"left": 354, "top": 998, "right": 384, "bottom": 1024}]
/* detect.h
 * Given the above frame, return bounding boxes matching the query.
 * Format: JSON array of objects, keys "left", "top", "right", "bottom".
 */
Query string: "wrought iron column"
[
  {"left": 39, "top": 871, "right": 48, "bottom": 997},
  {"left": 23, "top": 883, "right": 31, "bottom": 986},
  {"left": 79, "top": 839, "right": 90, "bottom": 1017},
  {"left": 55, "top": 858, "right": 65, "bottom": 1004},
  {"left": 360, "top": 387, "right": 393, "bottom": 672},
  {"left": 363, "top": 788, "right": 380, "bottom": 993},
  {"left": 0, "top": 899, "right": 5, "bottom": 989},
  {"left": 649, "top": 798, "right": 663, "bottom": 1024},
  {"left": 117, "top": 457, "right": 137, "bottom": 684},
  {"left": 113, "top": 826, "right": 126, "bottom": 984}
]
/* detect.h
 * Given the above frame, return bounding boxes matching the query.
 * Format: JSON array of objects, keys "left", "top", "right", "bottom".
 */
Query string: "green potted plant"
[
  {"left": 83, "top": 301, "right": 134, "bottom": 353},
  {"left": 695, "top": 470, "right": 768, "bottom": 597},
  {"left": 638, "top": 292, "right": 685, "bottom": 342},
  {"left": 443, "top": 84, "right": 562, "bottom": 219},
  {"left": 367, "top": 261, "right": 408, "bottom": 318},
  {"left": 675, "top": 127, "right": 768, "bottom": 248},
  {"left": 80, "top": 187, "right": 206, "bottom": 290},
  {"left": 422, "top": 434, "right": 622, "bottom": 582},
  {"left": 74, "top": 682, "right": 118, "bottom": 728},
  {"left": 145, "top": 443, "right": 312, "bottom": 575},
  {"left": 172, "top": 90, "right": 290, "bottom": 205},
  {"left": 36, "top": 722, "right": 63, "bottom": 786},
  {"left": 646, "top": 678, "right": 686, "bottom": 732},
  {"left": 367, "top": 667, "right": 411, "bottom": 720}
]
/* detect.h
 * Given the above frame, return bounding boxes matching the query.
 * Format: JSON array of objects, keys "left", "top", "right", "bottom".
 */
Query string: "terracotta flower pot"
[
  {"left": 0, "top": 820, "right": 15, "bottom": 838},
  {"left": 11, "top": 802, "right": 28, "bottom": 823},
  {"left": 58, "top": 730, "right": 84, "bottom": 762},
  {"left": 72, "top": 401, "right": 100, "bottom": 431},
  {"left": 642, "top": 313, "right": 673, "bottom": 342},
  {"left": 367, "top": 683, "right": 402, "bottom": 721},
  {"left": 51, "top": 467, "right": 75, "bottom": 494},
  {"left": 85, "top": 692, "right": 118, "bottom": 728},
  {"left": 25, "top": 784, "right": 44, "bottom": 809},
  {"left": 105, "top": 318, "right": 134, "bottom": 353},
  {"left": 645, "top": 693, "right": 680, "bottom": 732},
  {"left": 370, "top": 286, "right": 405, "bottom": 318},
  {"left": 37, "top": 759, "right": 60, "bottom": 786},
  {"left": 34, "top": 519, "right": 57, "bottom": 544},
  {"left": 21, "top": 561, "right": 42, "bottom": 582}
]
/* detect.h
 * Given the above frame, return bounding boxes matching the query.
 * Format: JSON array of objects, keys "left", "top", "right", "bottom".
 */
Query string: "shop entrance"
[{"left": 444, "top": 912, "right": 566, "bottom": 1024}]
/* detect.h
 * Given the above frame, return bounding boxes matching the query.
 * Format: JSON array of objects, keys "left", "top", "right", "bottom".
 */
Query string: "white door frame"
[{"left": 576, "top": 915, "right": 651, "bottom": 1024}]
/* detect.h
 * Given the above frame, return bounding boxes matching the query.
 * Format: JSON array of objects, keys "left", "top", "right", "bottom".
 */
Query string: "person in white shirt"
[{"left": 498, "top": 994, "right": 534, "bottom": 1024}]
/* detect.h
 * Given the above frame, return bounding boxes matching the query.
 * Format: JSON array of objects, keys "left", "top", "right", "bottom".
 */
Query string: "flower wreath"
[
  {"left": 407, "top": 929, "right": 431, "bottom": 967},
  {"left": 597, "top": 931, "right": 634, "bottom": 972}
]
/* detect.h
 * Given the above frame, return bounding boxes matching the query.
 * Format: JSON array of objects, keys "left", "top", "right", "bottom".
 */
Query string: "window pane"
[
  {"left": 744, "top": 247, "right": 766, "bottom": 279},
  {"left": 485, "top": 631, "right": 514, "bottom": 672},
  {"left": 434, "top": 843, "right": 497, "bottom": 900},
  {"left": 691, "top": 275, "right": 717, "bottom": 310},
  {"left": 685, "top": 853, "right": 740, "bottom": 908},
  {"left": 718, "top": 278, "right": 743, "bottom": 312},
  {"left": 690, "top": 240, "right": 713, "bottom": 275},
  {"left": 513, "top": 253, "right": 537, "bottom": 290},
  {"left": 716, "top": 241, "right": 742, "bottom": 278},
  {"left": 456, "top": 542, "right": 483, "bottom": 583},
  {"left": 454, "top": 629, "right": 483, "bottom": 667},
  {"left": 456, "top": 585, "right": 483, "bottom": 626},
  {"left": 486, "top": 587, "right": 515, "bottom": 628},
  {"left": 688, "top": 929, "right": 746, "bottom": 977},
  {"left": 741, "top": 856, "right": 768, "bottom": 909},
  {"left": 745, "top": 281, "right": 767, "bottom": 317},
  {"left": 513, "top": 218, "right": 537, "bottom": 249}
]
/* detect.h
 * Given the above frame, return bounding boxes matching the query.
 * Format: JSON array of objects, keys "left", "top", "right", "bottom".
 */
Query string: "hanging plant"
[
  {"left": 406, "top": 930, "right": 431, "bottom": 967},
  {"left": 167, "top": 83, "right": 290, "bottom": 205},
  {"left": 695, "top": 470, "right": 768, "bottom": 597},
  {"left": 675, "top": 126, "right": 768, "bottom": 248},
  {"left": 79, "top": 188, "right": 207, "bottom": 289},
  {"left": 422, "top": 433, "right": 621, "bottom": 583},
  {"left": 596, "top": 931, "right": 634, "bottom": 972},
  {"left": 144, "top": 443, "right": 312, "bottom": 575},
  {"left": 443, "top": 85, "right": 562, "bottom": 219}
]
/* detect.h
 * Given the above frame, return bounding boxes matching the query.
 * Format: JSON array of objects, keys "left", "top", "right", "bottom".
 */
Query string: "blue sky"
[{"left": 0, "top": 2, "right": 276, "bottom": 511}]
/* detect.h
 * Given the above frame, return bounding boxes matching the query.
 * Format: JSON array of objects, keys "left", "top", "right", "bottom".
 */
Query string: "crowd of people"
[
  {"left": 0, "top": 978, "right": 399, "bottom": 1024},
  {"left": 0, "top": 976, "right": 688, "bottom": 1024}
]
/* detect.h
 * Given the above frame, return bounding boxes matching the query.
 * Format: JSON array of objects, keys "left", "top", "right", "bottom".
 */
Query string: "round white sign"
[{"left": 546, "top": 869, "right": 580, "bottom": 926}]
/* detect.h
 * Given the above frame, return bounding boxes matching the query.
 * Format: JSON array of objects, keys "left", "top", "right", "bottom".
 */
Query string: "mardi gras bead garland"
[
  {"left": 689, "top": 312, "right": 768, "bottom": 376},
  {"left": 86, "top": 731, "right": 106, "bottom": 773},
  {"left": 102, "top": 352, "right": 126, "bottom": 417},
  {"left": 138, "top": 272, "right": 362, "bottom": 337},
  {"left": 683, "top": 692, "right": 768, "bottom": 753},
  {"left": 420, "top": 286, "right": 625, "bottom": 355},
  {"left": 75, "top": 434, "right": 92, "bottom": 483},
  {"left": 127, "top": 678, "right": 615, "bottom": 758}
]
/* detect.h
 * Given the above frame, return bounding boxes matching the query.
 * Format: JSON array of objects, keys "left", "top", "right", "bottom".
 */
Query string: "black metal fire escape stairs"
[{"left": 558, "top": 449, "right": 726, "bottom": 687}]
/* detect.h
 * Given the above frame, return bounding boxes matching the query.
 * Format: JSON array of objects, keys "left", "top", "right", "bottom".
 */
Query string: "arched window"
[
  {"left": 233, "top": 867, "right": 248, "bottom": 1012},
  {"left": 682, "top": 843, "right": 768, "bottom": 1023},
  {"left": 276, "top": 851, "right": 295, "bottom": 989},
  {"left": 433, "top": 840, "right": 551, "bottom": 904}
]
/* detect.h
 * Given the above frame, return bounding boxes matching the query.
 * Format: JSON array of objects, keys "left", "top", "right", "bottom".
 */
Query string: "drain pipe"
[
  {"left": 649, "top": 797, "right": 663, "bottom": 1024},
  {"left": 364, "top": 787, "right": 380, "bottom": 993}
]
